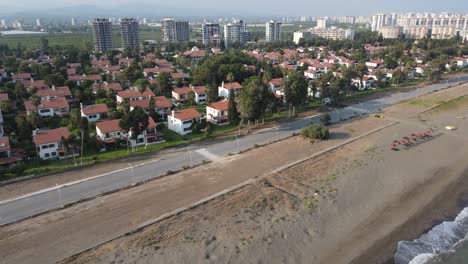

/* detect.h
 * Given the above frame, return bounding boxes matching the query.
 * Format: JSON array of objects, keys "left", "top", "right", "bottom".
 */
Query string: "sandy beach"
[{"left": 52, "top": 83, "right": 468, "bottom": 264}]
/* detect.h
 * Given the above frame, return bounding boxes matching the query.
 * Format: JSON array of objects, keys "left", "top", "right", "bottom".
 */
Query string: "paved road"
[{"left": 0, "top": 75, "right": 467, "bottom": 225}]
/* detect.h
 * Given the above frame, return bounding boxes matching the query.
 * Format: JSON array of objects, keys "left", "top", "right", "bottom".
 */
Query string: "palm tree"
[
  {"left": 226, "top": 72, "right": 234, "bottom": 90},
  {"left": 30, "top": 95, "right": 41, "bottom": 113}
]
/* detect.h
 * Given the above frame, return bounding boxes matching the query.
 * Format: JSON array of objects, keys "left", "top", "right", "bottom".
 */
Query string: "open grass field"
[{"left": 0, "top": 29, "right": 163, "bottom": 49}]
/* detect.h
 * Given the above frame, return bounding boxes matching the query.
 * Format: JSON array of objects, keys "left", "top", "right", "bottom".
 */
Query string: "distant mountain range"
[{"left": 0, "top": 3, "right": 270, "bottom": 19}]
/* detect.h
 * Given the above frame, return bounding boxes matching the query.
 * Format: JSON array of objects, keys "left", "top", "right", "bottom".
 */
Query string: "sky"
[{"left": 3, "top": 0, "right": 468, "bottom": 17}]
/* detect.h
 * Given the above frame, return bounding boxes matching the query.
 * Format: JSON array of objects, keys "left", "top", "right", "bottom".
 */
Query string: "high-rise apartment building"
[
  {"left": 293, "top": 28, "right": 355, "bottom": 44},
  {"left": 378, "top": 26, "right": 403, "bottom": 39},
  {"left": 162, "top": 18, "right": 176, "bottom": 43},
  {"left": 161, "top": 18, "right": 190, "bottom": 43},
  {"left": 202, "top": 23, "right": 221, "bottom": 45},
  {"left": 224, "top": 23, "right": 243, "bottom": 47},
  {"left": 175, "top": 21, "right": 190, "bottom": 43},
  {"left": 371, "top": 13, "right": 398, "bottom": 32},
  {"left": 265, "top": 20, "right": 282, "bottom": 43},
  {"left": 92, "top": 18, "right": 113, "bottom": 52},
  {"left": 120, "top": 18, "right": 140, "bottom": 50},
  {"left": 316, "top": 19, "right": 327, "bottom": 29}
]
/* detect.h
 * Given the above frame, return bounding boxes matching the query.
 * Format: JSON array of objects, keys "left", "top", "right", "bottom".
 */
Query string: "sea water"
[{"left": 394, "top": 207, "right": 468, "bottom": 264}]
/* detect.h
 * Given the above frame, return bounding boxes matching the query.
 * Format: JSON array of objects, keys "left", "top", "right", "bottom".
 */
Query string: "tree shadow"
[{"left": 330, "top": 132, "right": 351, "bottom": 140}]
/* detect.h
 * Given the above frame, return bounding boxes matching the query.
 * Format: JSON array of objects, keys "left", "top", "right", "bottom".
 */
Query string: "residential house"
[
  {"left": 0, "top": 69, "right": 7, "bottom": 82},
  {"left": 184, "top": 47, "right": 206, "bottom": 63},
  {"left": 206, "top": 100, "right": 229, "bottom": 125},
  {"left": 96, "top": 117, "right": 163, "bottom": 146},
  {"left": 92, "top": 82, "right": 123, "bottom": 94},
  {"left": 12, "top": 73, "right": 32, "bottom": 83},
  {"left": 25, "top": 97, "right": 70, "bottom": 117},
  {"left": 22, "top": 79, "right": 48, "bottom": 90},
  {"left": 0, "top": 93, "right": 8, "bottom": 103},
  {"left": 33, "top": 128, "right": 74, "bottom": 160},
  {"left": 218, "top": 81, "right": 243, "bottom": 98},
  {"left": 81, "top": 103, "right": 109, "bottom": 122},
  {"left": 172, "top": 85, "right": 206, "bottom": 105},
  {"left": 365, "top": 60, "right": 384, "bottom": 68},
  {"left": 35, "top": 86, "right": 72, "bottom": 100},
  {"left": 304, "top": 69, "right": 322, "bottom": 80},
  {"left": 269, "top": 78, "right": 282, "bottom": 91},
  {"left": 129, "top": 96, "right": 172, "bottom": 117},
  {"left": 0, "top": 137, "right": 9, "bottom": 159},
  {"left": 167, "top": 108, "right": 202, "bottom": 135},
  {"left": 118, "top": 57, "right": 135, "bottom": 66},
  {"left": 352, "top": 76, "right": 375, "bottom": 90},
  {"left": 116, "top": 89, "right": 155, "bottom": 103},
  {"left": 68, "top": 74, "right": 102, "bottom": 86}
]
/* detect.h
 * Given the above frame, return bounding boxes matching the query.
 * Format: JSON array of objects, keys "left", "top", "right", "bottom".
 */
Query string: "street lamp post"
[
  {"left": 56, "top": 183, "right": 63, "bottom": 208},
  {"left": 129, "top": 162, "right": 135, "bottom": 185}
]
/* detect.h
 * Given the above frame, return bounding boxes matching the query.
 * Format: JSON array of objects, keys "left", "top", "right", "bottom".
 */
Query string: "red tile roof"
[
  {"left": 0, "top": 137, "right": 10, "bottom": 152},
  {"left": 118, "top": 58, "right": 134, "bottom": 64},
  {"left": 172, "top": 108, "right": 202, "bottom": 121},
  {"left": 13, "top": 73, "right": 32, "bottom": 79},
  {"left": 129, "top": 96, "right": 171, "bottom": 110},
  {"left": 173, "top": 87, "right": 192, "bottom": 95},
  {"left": 0, "top": 93, "right": 8, "bottom": 102},
  {"left": 191, "top": 86, "right": 205, "bottom": 94},
  {"left": 84, "top": 74, "right": 102, "bottom": 81},
  {"left": 221, "top": 82, "right": 242, "bottom": 90},
  {"left": 207, "top": 100, "right": 228, "bottom": 111},
  {"left": 35, "top": 86, "right": 71, "bottom": 98},
  {"left": 91, "top": 60, "right": 110, "bottom": 66},
  {"left": 96, "top": 119, "right": 121, "bottom": 133},
  {"left": 34, "top": 128, "right": 70, "bottom": 145},
  {"left": 67, "top": 69, "right": 76, "bottom": 75},
  {"left": 25, "top": 97, "right": 70, "bottom": 111},
  {"left": 148, "top": 116, "right": 157, "bottom": 129},
  {"left": 171, "top": 72, "right": 185, "bottom": 79},
  {"left": 117, "top": 89, "right": 155, "bottom": 100},
  {"left": 81, "top": 104, "right": 109, "bottom": 115},
  {"left": 92, "top": 82, "right": 123, "bottom": 92},
  {"left": 67, "top": 63, "right": 81, "bottom": 68},
  {"left": 22, "top": 79, "right": 47, "bottom": 89}
]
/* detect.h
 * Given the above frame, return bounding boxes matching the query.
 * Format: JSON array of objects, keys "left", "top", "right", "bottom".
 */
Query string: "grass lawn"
[{"left": 431, "top": 95, "right": 468, "bottom": 112}]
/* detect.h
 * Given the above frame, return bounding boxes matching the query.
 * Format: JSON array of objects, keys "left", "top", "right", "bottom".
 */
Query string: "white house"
[
  {"left": 172, "top": 85, "right": 207, "bottom": 105},
  {"left": 81, "top": 103, "right": 109, "bottom": 122},
  {"left": 304, "top": 70, "right": 322, "bottom": 80},
  {"left": 129, "top": 96, "right": 172, "bottom": 117},
  {"left": 365, "top": 60, "right": 383, "bottom": 68},
  {"left": 206, "top": 100, "right": 229, "bottom": 125},
  {"left": 116, "top": 89, "right": 155, "bottom": 104},
  {"left": 33, "top": 128, "right": 75, "bottom": 160},
  {"left": 35, "top": 86, "right": 72, "bottom": 100},
  {"left": 218, "top": 82, "right": 243, "bottom": 98},
  {"left": 24, "top": 97, "right": 70, "bottom": 117},
  {"left": 0, "top": 136, "right": 10, "bottom": 159},
  {"left": 12, "top": 73, "right": 32, "bottom": 83},
  {"left": 269, "top": 78, "right": 282, "bottom": 91},
  {"left": 96, "top": 117, "right": 163, "bottom": 147},
  {"left": 167, "top": 108, "right": 202, "bottom": 135},
  {"left": 352, "top": 77, "right": 375, "bottom": 90}
]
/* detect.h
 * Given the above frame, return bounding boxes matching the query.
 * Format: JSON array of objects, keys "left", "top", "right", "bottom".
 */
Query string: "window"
[
  {"left": 183, "top": 120, "right": 192, "bottom": 125},
  {"left": 49, "top": 144, "right": 55, "bottom": 148},
  {"left": 40, "top": 109, "right": 51, "bottom": 113},
  {"left": 41, "top": 145, "right": 48, "bottom": 149},
  {"left": 45, "top": 153, "right": 50, "bottom": 158},
  {"left": 183, "top": 127, "right": 192, "bottom": 132},
  {"left": 51, "top": 152, "right": 57, "bottom": 157}
]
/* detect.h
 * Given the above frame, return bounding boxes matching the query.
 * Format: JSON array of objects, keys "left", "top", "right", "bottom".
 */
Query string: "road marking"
[
  {"left": 195, "top": 148, "right": 222, "bottom": 162},
  {"left": 0, "top": 158, "right": 161, "bottom": 206}
]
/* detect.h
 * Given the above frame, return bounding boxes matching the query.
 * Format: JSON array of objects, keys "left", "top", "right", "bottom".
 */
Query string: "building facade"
[
  {"left": 161, "top": 18, "right": 189, "bottom": 43},
  {"left": 266, "top": 20, "right": 282, "bottom": 43},
  {"left": 92, "top": 18, "right": 113, "bottom": 51},
  {"left": 293, "top": 28, "right": 355, "bottom": 44},
  {"left": 202, "top": 23, "right": 221, "bottom": 45},
  {"left": 120, "top": 18, "right": 140, "bottom": 50},
  {"left": 378, "top": 26, "right": 403, "bottom": 39}
]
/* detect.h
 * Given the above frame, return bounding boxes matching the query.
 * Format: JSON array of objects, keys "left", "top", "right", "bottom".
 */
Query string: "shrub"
[
  {"left": 301, "top": 124, "right": 330, "bottom": 140},
  {"left": 320, "top": 113, "right": 331, "bottom": 126},
  {"left": 9, "top": 163, "right": 26, "bottom": 176}
]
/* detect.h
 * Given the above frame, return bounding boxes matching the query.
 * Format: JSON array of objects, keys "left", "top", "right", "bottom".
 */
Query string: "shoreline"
[{"left": 352, "top": 166, "right": 468, "bottom": 264}]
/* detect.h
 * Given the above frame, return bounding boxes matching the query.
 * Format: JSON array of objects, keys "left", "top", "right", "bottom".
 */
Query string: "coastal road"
[{"left": 0, "top": 75, "right": 467, "bottom": 225}]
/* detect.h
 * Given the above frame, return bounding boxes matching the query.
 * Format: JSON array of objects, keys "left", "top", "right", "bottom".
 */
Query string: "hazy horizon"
[{"left": 2, "top": 0, "right": 468, "bottom": 17}]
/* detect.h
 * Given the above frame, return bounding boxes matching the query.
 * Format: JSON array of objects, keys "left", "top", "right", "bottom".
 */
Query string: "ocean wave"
[{"left": 394, "top": 207, "right": 468, "bottom": 264}]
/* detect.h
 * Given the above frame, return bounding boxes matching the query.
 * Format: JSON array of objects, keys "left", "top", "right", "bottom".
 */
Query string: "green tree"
[
  {"left": 187, "top": 90, "right": 195, "bottom": 105},
  {"left": 227, "top": 89, "right": 239, "bottom": 124},
  {"left": 148, "top": 96, "right": 158, "bottom": 121},
  {"left": 120, "top": 106, "right": 149, "bottom": 140},
  {"left": 134, "top": 78, "right": 149, "bottom": 93},
  {"left": 156, "top": 72, "right": 172, "bottom": 95},
  {"left": 238, "top": 76, "right": 271, "bottom": 121},
  {"left": 206, "top": 81, "right": 219, "bottom": 103},
  {"left": 282, "top": 71, "right": 308, "bottom": 106}
]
